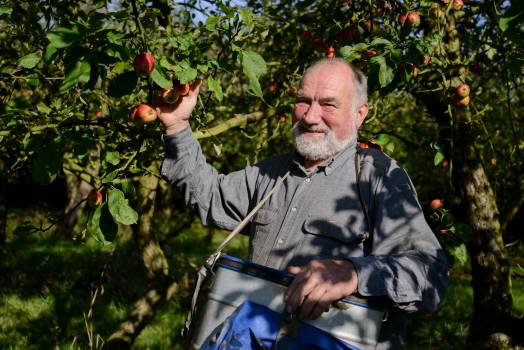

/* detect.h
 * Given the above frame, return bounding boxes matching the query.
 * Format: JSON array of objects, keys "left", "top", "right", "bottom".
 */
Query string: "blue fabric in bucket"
[{"left": 201, "top": 300, "right": 360, "bottom": 350}]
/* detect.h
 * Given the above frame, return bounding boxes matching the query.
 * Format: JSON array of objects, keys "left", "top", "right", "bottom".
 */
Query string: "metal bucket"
[{"left": 190, "top": 254, "right": 385, "bottom": 350}]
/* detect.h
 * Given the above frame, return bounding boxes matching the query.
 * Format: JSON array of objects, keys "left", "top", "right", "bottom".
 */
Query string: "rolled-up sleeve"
[{"left": 350, "top": 158, "right": 448, "bottom": 313}]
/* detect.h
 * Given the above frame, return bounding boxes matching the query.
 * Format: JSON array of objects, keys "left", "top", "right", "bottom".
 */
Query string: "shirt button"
[
  {"left": 277, "top": 238, "right": 285, "bottom": 245},
  {"left": 305, "top": 178, "right": 311, "bottom": 183},
  {"left": 291, "top": 207, "right": 297, "bottom": 212}
]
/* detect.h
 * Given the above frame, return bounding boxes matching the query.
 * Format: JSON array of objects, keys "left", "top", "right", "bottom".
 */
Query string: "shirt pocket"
[
  {"left": 248, "top": 208, "right": 276, "bottom": 263},
  {"left": 301, "top": 216, "right": 367, "bottom": 260}
]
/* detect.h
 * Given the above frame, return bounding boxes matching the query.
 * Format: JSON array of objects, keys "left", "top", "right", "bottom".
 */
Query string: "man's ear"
[{"left": 355, "top": 103, "right": 368, "bottom": 128}]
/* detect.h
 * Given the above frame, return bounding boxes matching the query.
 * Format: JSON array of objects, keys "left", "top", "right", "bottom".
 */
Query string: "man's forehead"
[{"left": 299, "top": 62, "right": 353, "bottom": 94}]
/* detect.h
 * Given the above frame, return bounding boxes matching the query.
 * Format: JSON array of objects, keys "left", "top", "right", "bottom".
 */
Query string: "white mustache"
[{"left": 294, "top": 121, "right": 329, "bottom": 133}]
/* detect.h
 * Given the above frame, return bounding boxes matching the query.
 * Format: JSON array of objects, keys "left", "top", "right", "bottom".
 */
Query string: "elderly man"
[{"left": 159, "top": 58, "right": 448, "bottom": 349}]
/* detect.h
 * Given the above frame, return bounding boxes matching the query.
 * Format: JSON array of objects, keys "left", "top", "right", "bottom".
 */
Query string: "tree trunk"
[
  {"left": 103, "top": 279, "right": 179, "bottom": 350},
  {"left": 452, "top": 108, "right": 523, "bottom": 348},
  {"left": 105, "top": 162, "right": 173, "bottom": 348}
]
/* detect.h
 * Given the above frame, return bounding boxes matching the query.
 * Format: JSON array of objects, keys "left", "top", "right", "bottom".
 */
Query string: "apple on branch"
[
  {"left": 133, "top": 52, "right": 155, "bottom": 77},
  {"left": 130, "top": 103, "right": 157, "bottom": 123}
]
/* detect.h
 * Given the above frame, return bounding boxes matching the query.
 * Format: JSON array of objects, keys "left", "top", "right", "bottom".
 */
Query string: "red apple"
[
  {"left": 442, "top": 159, "right": 449, "bottom": 168},
  {"left": 132, "top": 103, "right": 157, "bottom": 123},
  {"left": 88, "top": 190, "right": 103, "bottom": 206},
  {"left": 366, "top": 50, "right": 378, "bottom": 57},
  {"left": 162, "top": 88, "right": 179, "bottom": 104},
  {"left": 133, "top": 52, "right": 155, "bottom": 77},
  {"left": 398, "top": 13, "right": 407, "bottom": 25},
  {"left": 439, "top": 228, "right": 452, "bottom": 236},
  {"left": 267, "top": 82, "right": 279, "bottom": 94},
  {"left": 412, "top": 65, "right": 420, "bottom": 77},
  {"left": 455, "top": 95, "right": 470, "bottom": 106},
  {"left": 173, "top": 81, "right": 190, "bottom": 96},
  {"left": 407, "top": 12, "right": 421, "bottom": 27},
  {"left": 455, "top": 83, "right": 470, "bottom": 97},
  {"left": 278, "top": 114, "right": 288, "bottom": 122},
  {"left": 358, "top": 142, "right": 369, "bottom": 149},
  {"left": 452, "top": 0, "right": 464, "bottom": 10},
  {"left": 326, "top": 46, "right": 336, "bottom": 58},
  {"left": 129, "top": 106, "right": 138, "bottom": 119},
  {"left": 423, "top": 55, "right": 432, "bottom": 66},
  {"left": 431, "top": 199, "right": 444, "bottom": 210}
]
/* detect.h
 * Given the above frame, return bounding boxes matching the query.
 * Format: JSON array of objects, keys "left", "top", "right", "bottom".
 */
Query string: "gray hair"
[{"left": 303, "top": 58, "right": 368, "bottom": 116}]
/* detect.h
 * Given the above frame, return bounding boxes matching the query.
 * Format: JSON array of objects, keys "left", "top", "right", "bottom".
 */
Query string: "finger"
[
  {"left": 285, "top": 273, "right": 317, "bottom": 313},
  {"left": 286, "top": 265, "right": 302, "bottom": 275},
  {"left": 188, "top": 80, "right": 202, "bottom": 95},
  {"left": 298, "top": 287, "right": 326, "bottom": 320},
  {"left": 284, "top": 267, "right": 307, "bottom": 300}
]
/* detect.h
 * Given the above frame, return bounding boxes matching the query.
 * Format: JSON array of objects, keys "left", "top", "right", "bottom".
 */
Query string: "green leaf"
[
  {"left": 108, "top": 71, "right": 137, "bottom": 97},
  {"left": 241, "top": 51, "right": 266, "bottom": 97},
  {"left": 60, "top": 61, "right": 91, "bottom": 92},
  {"left": 173, "top": 61, "right": 198, "bottom": 84},
  {"left": 108, "top": 189, "right": 138, "bottom": 225},
  {"left": 0, "top": 6, "right": 13, "bottom": 16},
  {"left": 27, "top": 73, "right": 40, "bottom": 88},
  {"left": 369, "top": 38, "right": 393, "bottom": 47},
  {"left": 47, "top": 27, "right": 84, "bottom": 49},
  {"left": 339, "top": 46, "right": 362, "bottom": 62},
  {"left": 375, "top": 134, "right": 395, "bottom": 153},
  {"left": 36, "top": 102, "right": 52, "bottom": 114},
  {"left": 205, "top": 15, "right": 220, "bottom": 31},
  {"left": 371, "top": 56, "right": 394, "bottom": 88},
  {"left": 90, "top": 203, "right": 118, "bottom": 244},
  {"left": 18, "top": 52, "right": 41, "bottom": 69},
  {"left": 207, "top": 76, "right": 223, "bottom": 102},
  {"left": 105, "top": 151, "right": 120, "bottom": 166},
  {"left": 241, "top": 50, "right": 266, "bottom": 77},
  {"left": 102, "top": 170, "right": 119, "bottom": 184},
  {"left": 450, "top": 244, "right": 468, "bottom": 267},
  {"left": 239, "top": 8, "right": 255, "bottom": 32},
  {"left": 121, "top": 180, "right": 136, "bottom": 198},
  {"left": 32, "top": 146, "right": 62, "bottom": 185},
  {"left": 499, "top": 10, "right": 523, "bottom": 32},
  {"left": 151, "top": 66, "right": 173, "bottom": 89},
  {"left": 43, "top": 44, "right": 58, "bottom": 63},
  {"left": 434, "top": 150, "right": 445, "bottom": 166}
]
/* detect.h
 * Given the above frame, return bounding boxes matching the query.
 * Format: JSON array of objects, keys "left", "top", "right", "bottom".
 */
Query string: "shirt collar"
[{"left": 291, "top": 139, "right": 358, "bottom": 176}]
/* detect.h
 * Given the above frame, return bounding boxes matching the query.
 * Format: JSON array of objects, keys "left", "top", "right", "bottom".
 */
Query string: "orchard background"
[{"left": 1, "top": 0, "right": 523, "bottom": 349}]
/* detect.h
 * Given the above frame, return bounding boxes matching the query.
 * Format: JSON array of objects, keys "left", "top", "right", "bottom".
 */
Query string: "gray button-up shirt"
[{"left": 161, "top": 127, "right": 448, "bottom": 349}]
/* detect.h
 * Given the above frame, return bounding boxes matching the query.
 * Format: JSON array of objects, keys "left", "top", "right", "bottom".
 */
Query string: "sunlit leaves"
[
  {"left": 17, "top": 52, "right": 41, "bottom": 69},
  {"left": 240, "top": 50, "right": 267, "bottom": 97},
  {"left": 108, "top": 189, "right": 138, "bottom": 225},
  {"left": 207, "top": 76, "right": 223, "bottom": 102}
]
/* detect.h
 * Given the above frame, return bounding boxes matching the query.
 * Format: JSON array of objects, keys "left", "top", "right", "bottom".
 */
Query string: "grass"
[{"left": 1, "top": 219, "right": 522, "bottom": 349}]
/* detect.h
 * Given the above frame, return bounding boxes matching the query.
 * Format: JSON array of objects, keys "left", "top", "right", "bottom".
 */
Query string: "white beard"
[{"left": 292, "top": 121, "right": 355, "bottom": 161}]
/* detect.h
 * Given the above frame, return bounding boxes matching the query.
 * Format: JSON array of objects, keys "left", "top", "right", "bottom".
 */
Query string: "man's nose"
[{"left": 303, "top": 102, "right": 321, "bottom": 124}]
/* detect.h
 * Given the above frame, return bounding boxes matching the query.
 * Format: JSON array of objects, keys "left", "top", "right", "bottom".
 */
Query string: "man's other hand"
[
  {"left": 155, "top": 80, "right": 202, "bottom": 135},
  {"left": 285, "top": 259, "right": 358, "bottom": 320}
]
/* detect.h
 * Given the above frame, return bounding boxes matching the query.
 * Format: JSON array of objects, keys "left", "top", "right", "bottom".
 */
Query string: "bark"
[
  {"left": 103, "top": 279, "right": 179, "bottom": 350},
  {"left": 61, "top": 152, "right": 100, "bottom": 235},
  {"left": 0, "top": 167, "right": 6, "bottom": 245},
  {"left": 132, "top": 162, "right": 169, "bottom": 279},
  {"left": 451, "top": 108, "right": 523, "bottom": 349},
  {"left": 106, "top": 162, "right": 172, "bottom": 348}
]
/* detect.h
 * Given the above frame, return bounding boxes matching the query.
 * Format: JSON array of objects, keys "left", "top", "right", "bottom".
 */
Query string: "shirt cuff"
[
  {"left": 349, "top": 256, "right": 387, "bottom": 297},
  {"left": 161, "top": 126, "right": 195, "bottom": 158}
]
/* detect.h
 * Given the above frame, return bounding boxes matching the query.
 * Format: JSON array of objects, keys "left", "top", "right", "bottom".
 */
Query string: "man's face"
[{"left": 292, "top": 62, "right": 359, "bottom": 161}]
